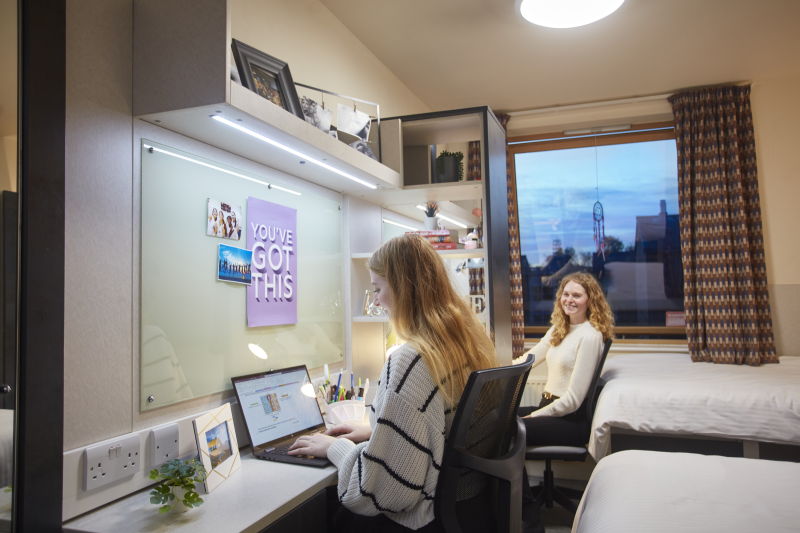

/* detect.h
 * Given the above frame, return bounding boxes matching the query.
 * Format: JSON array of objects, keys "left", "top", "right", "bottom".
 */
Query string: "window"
[{"left": 511, "top": 125, "right": 685, "bottom": 339}]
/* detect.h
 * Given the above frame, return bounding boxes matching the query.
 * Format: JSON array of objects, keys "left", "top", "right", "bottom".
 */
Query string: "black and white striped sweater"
[{"left": 327, "top": 344, "right": 454, "bottom": 530}]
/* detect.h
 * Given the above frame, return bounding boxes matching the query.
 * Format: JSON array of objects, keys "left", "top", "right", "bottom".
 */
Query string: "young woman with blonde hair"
[
  {"left": 289, "top": 234, "right": 498, "bottom": 533},
  {"left": 517, "top": 272, "right": 614, "bottom": 533}
]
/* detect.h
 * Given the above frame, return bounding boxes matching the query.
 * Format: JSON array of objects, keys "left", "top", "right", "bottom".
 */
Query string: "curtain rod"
[{"left": 505, "top": 93, "right": 674, "bottom": 117}]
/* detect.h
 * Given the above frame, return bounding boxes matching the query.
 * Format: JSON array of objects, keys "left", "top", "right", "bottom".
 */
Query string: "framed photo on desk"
[{"left": 192, "top": 403, "right": 242, "bottom": 492}]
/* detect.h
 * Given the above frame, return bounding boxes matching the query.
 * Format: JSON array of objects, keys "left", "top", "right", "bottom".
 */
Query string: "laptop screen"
[{"left": 233, "top": 367, "right": 325, "bottom": 449}]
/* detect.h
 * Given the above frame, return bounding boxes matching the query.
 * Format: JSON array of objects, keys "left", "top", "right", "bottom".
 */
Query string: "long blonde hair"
[
  {"left": 550, "top": 273, "right": 615, "bottom": 346},
  {"left": 367, "top": 234, "right": 498, "bottom": 407}
]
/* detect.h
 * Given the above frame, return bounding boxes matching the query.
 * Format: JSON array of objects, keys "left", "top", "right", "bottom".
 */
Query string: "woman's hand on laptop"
[
  {"left": 324, "top": 423, "right": 373, "bottom": 443},
  {"left": 288, "top": 433, "right": 337, "bottom": 459}
]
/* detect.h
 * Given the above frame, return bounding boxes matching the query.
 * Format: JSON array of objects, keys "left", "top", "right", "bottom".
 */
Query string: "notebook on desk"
[{"left": 231, "top": 366, "right": 331, "bottom": 468}]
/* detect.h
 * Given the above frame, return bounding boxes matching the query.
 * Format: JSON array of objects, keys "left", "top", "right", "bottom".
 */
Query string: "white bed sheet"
[
  {"left": 572, "top": 450, "right": 800, "bottom": 533},
  {"left": 589, "top": 354, "right": 800, "bottom": 460}
]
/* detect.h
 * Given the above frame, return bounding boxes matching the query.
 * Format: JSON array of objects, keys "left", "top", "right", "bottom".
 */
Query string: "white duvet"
[
  {"left": 573, "top": 450, "right": 800, "bottom": 533},
  {"left": 589, "top": 354, "right": 800, "bottom": 460}
]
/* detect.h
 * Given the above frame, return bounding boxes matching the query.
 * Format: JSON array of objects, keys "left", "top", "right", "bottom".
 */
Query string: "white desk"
[{"left": 62, "top": 448, "right": 337, "bottom": 533}]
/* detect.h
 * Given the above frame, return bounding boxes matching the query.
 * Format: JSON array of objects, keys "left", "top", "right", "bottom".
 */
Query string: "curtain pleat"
[{"left": 669, "top": 86, "right": 777, "bottom": 365}]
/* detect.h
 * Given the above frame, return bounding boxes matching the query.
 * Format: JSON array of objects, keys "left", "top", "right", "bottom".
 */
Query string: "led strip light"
[
  {"left": 382, "top": 218, "right": 418, "bottom": 231},
  {"left": 143, "top": 143, "right": 301, "bottom": 195},
  {"left": 415, "top": 205, "right": 468, "bottom": 228},
  {"left": 211, "top": 115, "right": 377, "bottom": 190}
]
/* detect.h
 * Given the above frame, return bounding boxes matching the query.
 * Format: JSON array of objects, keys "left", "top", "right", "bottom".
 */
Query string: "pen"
[
  {"left": 335, "top": 373, "right": 342, "bottom": 402},
  {"left": 351, "top": 373, "right": 355, "bottom": 397},
  {"left": 363, "top": 379, "right": 370, "bottom": 403}
]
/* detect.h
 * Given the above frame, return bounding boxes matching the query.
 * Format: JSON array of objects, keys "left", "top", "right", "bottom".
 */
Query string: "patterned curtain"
[
  {"left": 669, "top": 86, "right": 777, "bottom": 365},
  {"left": 467, "top": 141, "right": 481, "bottom": 181},
  {"left": 469, "top": 227, "right": 484, "bottom": 296},
  {"left": 497, "top": 114, "right": 525, "bottom": 360}
]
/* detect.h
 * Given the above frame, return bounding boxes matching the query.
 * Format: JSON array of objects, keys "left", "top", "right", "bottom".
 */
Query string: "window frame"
[{"left": 509, "top": 121, "right": 686, "bottom": 340}]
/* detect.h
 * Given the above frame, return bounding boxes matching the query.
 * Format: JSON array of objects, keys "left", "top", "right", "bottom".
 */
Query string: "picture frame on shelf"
[
  {"left": 231, "top": 39, "right": 304, "bottom": 120},
  {"left": 192, "top": 403, "right": 242, "bottom": 493}
]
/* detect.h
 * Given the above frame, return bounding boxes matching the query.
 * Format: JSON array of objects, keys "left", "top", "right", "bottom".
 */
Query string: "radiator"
[{"left": 520, "top": 378, "right": 547, "bottom": 408}]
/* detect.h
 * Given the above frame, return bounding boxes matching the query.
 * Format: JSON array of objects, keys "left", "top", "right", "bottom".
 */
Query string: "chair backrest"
[
  {"left": 582, "top": 338, "right": 613, "bottom": 421},
  {"left": 435, "top": 355, "right": 534, "bottom": 533}
]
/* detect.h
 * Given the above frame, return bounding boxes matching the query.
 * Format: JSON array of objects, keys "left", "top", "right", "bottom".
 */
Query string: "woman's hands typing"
[{"left": 324, "top": 423, "right": 373, "bottom": 443}]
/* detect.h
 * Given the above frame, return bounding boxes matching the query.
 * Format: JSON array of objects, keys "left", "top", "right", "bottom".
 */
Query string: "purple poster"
[{"left": 246, "top": 197, "right": 297, "bottom": 327}]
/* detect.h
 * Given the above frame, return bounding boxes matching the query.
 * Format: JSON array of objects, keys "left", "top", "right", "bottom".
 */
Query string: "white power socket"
[
  {"left": 149, "top": 423, "right": 179, "bottom": 469},
  {"left": 82, "top": 434, "right": 141, "bottom": 492}
]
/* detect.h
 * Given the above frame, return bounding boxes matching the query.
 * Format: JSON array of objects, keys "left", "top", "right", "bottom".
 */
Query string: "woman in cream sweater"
[
  {"left": 518, "top": 272, "right": 613, "bottom": 532},
  {"left": 288, "top": 234, "right": 498, "bottom": 533}
]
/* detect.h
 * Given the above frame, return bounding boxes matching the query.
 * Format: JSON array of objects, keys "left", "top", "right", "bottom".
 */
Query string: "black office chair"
[
  {"left": 435, "top": 355, "right": 534, "bottom": 533},
  {"left": 525, "top": 338, "right": 613, "bottom": 514}
]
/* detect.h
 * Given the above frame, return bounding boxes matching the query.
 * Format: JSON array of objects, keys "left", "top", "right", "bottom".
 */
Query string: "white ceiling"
[{"left": 319, "top": 0, "right": 800, "bottom": 113}]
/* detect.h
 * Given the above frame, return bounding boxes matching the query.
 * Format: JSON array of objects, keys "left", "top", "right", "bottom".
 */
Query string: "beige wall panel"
[
  {"left": 380, "top": 119, "right": 403, "bottom": 176},
  {"left": 751, "top": 77, "right": 800, "bottom": 286},
  {"left": 65, "top": 0, "right": 134, "bottom": 450},
  {"left": 0, "top": 0, "right": 16, "bottom": 137},
  {"left": 0, "top": 136, "right": 15, "bottom": 192},
  {"left": 769, "top": 284, "right": 800, "bottom": 357},
  {"left": 133, "top": 0, "right": 230, "bottom": 116},
  {"left": 231, "top": 0, "right": 429, "bottom": 118}
]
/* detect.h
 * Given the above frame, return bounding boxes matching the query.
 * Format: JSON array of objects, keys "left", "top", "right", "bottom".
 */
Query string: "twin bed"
[{"left": 566, "top": 352, "right": 800, "bottom": 532}]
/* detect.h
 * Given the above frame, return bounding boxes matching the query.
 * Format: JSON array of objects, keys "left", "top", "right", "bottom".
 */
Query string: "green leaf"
[
  {"left": 150, "top": 496, "right": 164, "bottom": 505},
  {"left": 158, "top": 505, "right": 172, "bottom": 514}
]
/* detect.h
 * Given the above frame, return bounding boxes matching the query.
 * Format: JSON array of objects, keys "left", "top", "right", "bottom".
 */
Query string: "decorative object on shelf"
[
  {"left": 350, "top": 140, "right": 378, "bottom": 161},
  {"left": 231, "top": 39, "right": 304, "bottom": 120},
  {"left": 217, "top": 244, "right": 253, "bottom": 285},
  {"left": 406, "top": 229, "right": 464, "bottom": 249},
  {"left": 463, "top": 230, "right": 480, "bottom": 250},
  {"left": 192, "top": 403, "right": 241, "bottom": 493},
  {"left": 363, "top": 289, "right": 372, "bottom": 316},
  {"left": 421, "top": 202, "right": 439, "bottom": 230},
  {"left": 336, "top": 103, "right": 371, "bottom": 142},
  {"left": 148, "top": 458, "right": 207, "bottom": 514},
  {"left": 435, "top": 150, "right": 465, "bottom": 183},
  {"left": 299, "top": 96, "right": 332, "bottom": 134}
]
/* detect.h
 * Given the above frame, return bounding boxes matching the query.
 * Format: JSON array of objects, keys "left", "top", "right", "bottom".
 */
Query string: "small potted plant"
[
  {"left": 149, "top": 458, "right": 207, "bottom": 514},
  {"left": 435, "top": 150, "right": 464, "bottom": 183},
  {"left": 422, "top": 202, "right": 439, "bottom": 230}
]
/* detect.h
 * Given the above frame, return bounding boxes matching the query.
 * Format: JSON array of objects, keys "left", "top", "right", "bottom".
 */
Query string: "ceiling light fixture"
[
  {"left": 382, "top": 218, "right": 418, "bottom": 231},
  {"left": 143, "top": 143, "right": 301, "bottom": 195},
  {"left": 415, "top": 205, "right": 468, "bottom": 229},
  {"left": 211, "top": 115, "right": 377, "bottom": 190},
  {"left": 515, "top": 0, "right": 624, "bottom": 29}
]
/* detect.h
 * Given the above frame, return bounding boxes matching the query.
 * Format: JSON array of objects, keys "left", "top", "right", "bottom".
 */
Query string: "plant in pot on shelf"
[
  {"left": 422, "top": 202, "right": 439, "bottom": 230},
  {"left": 435, "top": 150, "right": 464, "bottom": 183},
  {"left": 149, "top": 458, "right": 207, "bottom": 514}
]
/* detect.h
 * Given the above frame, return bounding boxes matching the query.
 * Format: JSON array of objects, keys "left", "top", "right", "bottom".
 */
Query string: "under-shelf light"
[
  {"left": 382, "top": 218, "right": 418, "bottom": 231},
  {"left": 143, "top": 144, "right": 301, "bottom": 195},
  {"left": 415, "top": 205, "right": 468, "bottom": 228},
  {"left": 210, "top": 115, "right": 377, "bottom": 190}
]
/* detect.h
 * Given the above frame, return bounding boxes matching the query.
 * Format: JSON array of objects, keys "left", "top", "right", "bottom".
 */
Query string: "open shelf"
[
  {"left": 352, "top": 316, "right": 390, "bottom": 323},
  {"left": 352, "top": 249, "right": 484, "bottom": 260}
]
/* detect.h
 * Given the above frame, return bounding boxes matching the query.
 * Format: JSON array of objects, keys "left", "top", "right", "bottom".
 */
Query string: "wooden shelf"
[
  {"left": 352, "top": 249, "right": 484, "bottom": 260},
  {"left": 352, "top": 316, "right": 390, "bottom": 323}
]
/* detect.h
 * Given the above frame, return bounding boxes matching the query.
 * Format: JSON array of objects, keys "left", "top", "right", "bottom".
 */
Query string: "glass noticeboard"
[{"left": 140, "top": 140, "right": 343, "bottom": 410}]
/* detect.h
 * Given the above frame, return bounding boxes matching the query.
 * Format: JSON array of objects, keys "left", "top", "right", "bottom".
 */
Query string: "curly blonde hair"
[{"left": 550, "top": 272, "right": 615, "bottom": 346}]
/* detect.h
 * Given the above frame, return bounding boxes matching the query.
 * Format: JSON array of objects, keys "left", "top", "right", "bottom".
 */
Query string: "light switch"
[
  {"left": 109, "top": 447, "right": 115, "bottom": 460},
  {"left": 115, "top": 445, "right": 121, "bottom": 458}
]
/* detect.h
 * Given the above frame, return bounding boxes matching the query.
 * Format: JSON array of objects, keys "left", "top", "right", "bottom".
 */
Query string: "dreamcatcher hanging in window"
[{"left": 592, "top": 135, "right": 605, "bottom": 259}]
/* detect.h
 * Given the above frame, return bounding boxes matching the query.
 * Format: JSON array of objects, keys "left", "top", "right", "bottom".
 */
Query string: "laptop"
[{"left": 231, "top": 366, "right": 330, "bottom": 468}]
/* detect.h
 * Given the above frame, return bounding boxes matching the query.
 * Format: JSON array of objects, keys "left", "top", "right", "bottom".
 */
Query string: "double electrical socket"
[
  {"left": 82, "top": 434, "right": 141, "bottom": 492},
  {"left": 149, "top": 423, "right": 179, "bottom": 469}
]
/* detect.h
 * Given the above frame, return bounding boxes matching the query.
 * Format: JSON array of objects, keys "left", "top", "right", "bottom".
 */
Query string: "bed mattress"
[
  {"left": 589, "top": 354, "right": 800, "bottom": 460},
  {"left": 573, "top": 450, "right": 800, "bottom": 533}
]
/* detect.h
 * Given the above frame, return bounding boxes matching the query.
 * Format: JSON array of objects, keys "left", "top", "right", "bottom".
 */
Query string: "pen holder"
[{"left": 329, "top": 399, "right": 366, "bottom": 425}]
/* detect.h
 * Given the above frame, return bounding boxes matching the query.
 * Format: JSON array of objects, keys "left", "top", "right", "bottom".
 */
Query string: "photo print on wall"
[
  {"left": 207, "top": 198, "right": 243, "bottom": 240},
  {"left": 336, "top": 103, "right": 371, "bottom": 142},
  {"left": 218, "top": 244, "right": 253, "bottom": 285},
  {"left": 300, "top": 96, "right": 333, "bottom": 133}
]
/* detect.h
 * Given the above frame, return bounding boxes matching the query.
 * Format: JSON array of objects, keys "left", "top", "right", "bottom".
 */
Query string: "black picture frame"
[{"left": 231, "top": 39, "right": 304, "bottom": 121}]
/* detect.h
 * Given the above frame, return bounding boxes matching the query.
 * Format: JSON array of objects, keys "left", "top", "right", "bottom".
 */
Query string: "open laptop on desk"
[{"left": 232, "top": 366, "right": 330, "bottom": 468}]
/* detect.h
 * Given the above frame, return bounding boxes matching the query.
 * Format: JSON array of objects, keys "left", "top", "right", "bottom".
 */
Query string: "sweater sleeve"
[
  {"left": 529, "top": 330, "right": 602, "bottom": 419},
  {"left": 327, "top": 390, "right": 435, "bottom": 516},
  {"left": 513, "top": 327, "right": 553, "bottom": 368}
]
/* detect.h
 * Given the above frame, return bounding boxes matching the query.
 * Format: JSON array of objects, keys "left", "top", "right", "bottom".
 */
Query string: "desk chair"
[
  {"left": 525, "top": 338, "right": 612, "bottom": 514},
  {"left": 435, "top": 355, "right": 534, "bottom": 533}
]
